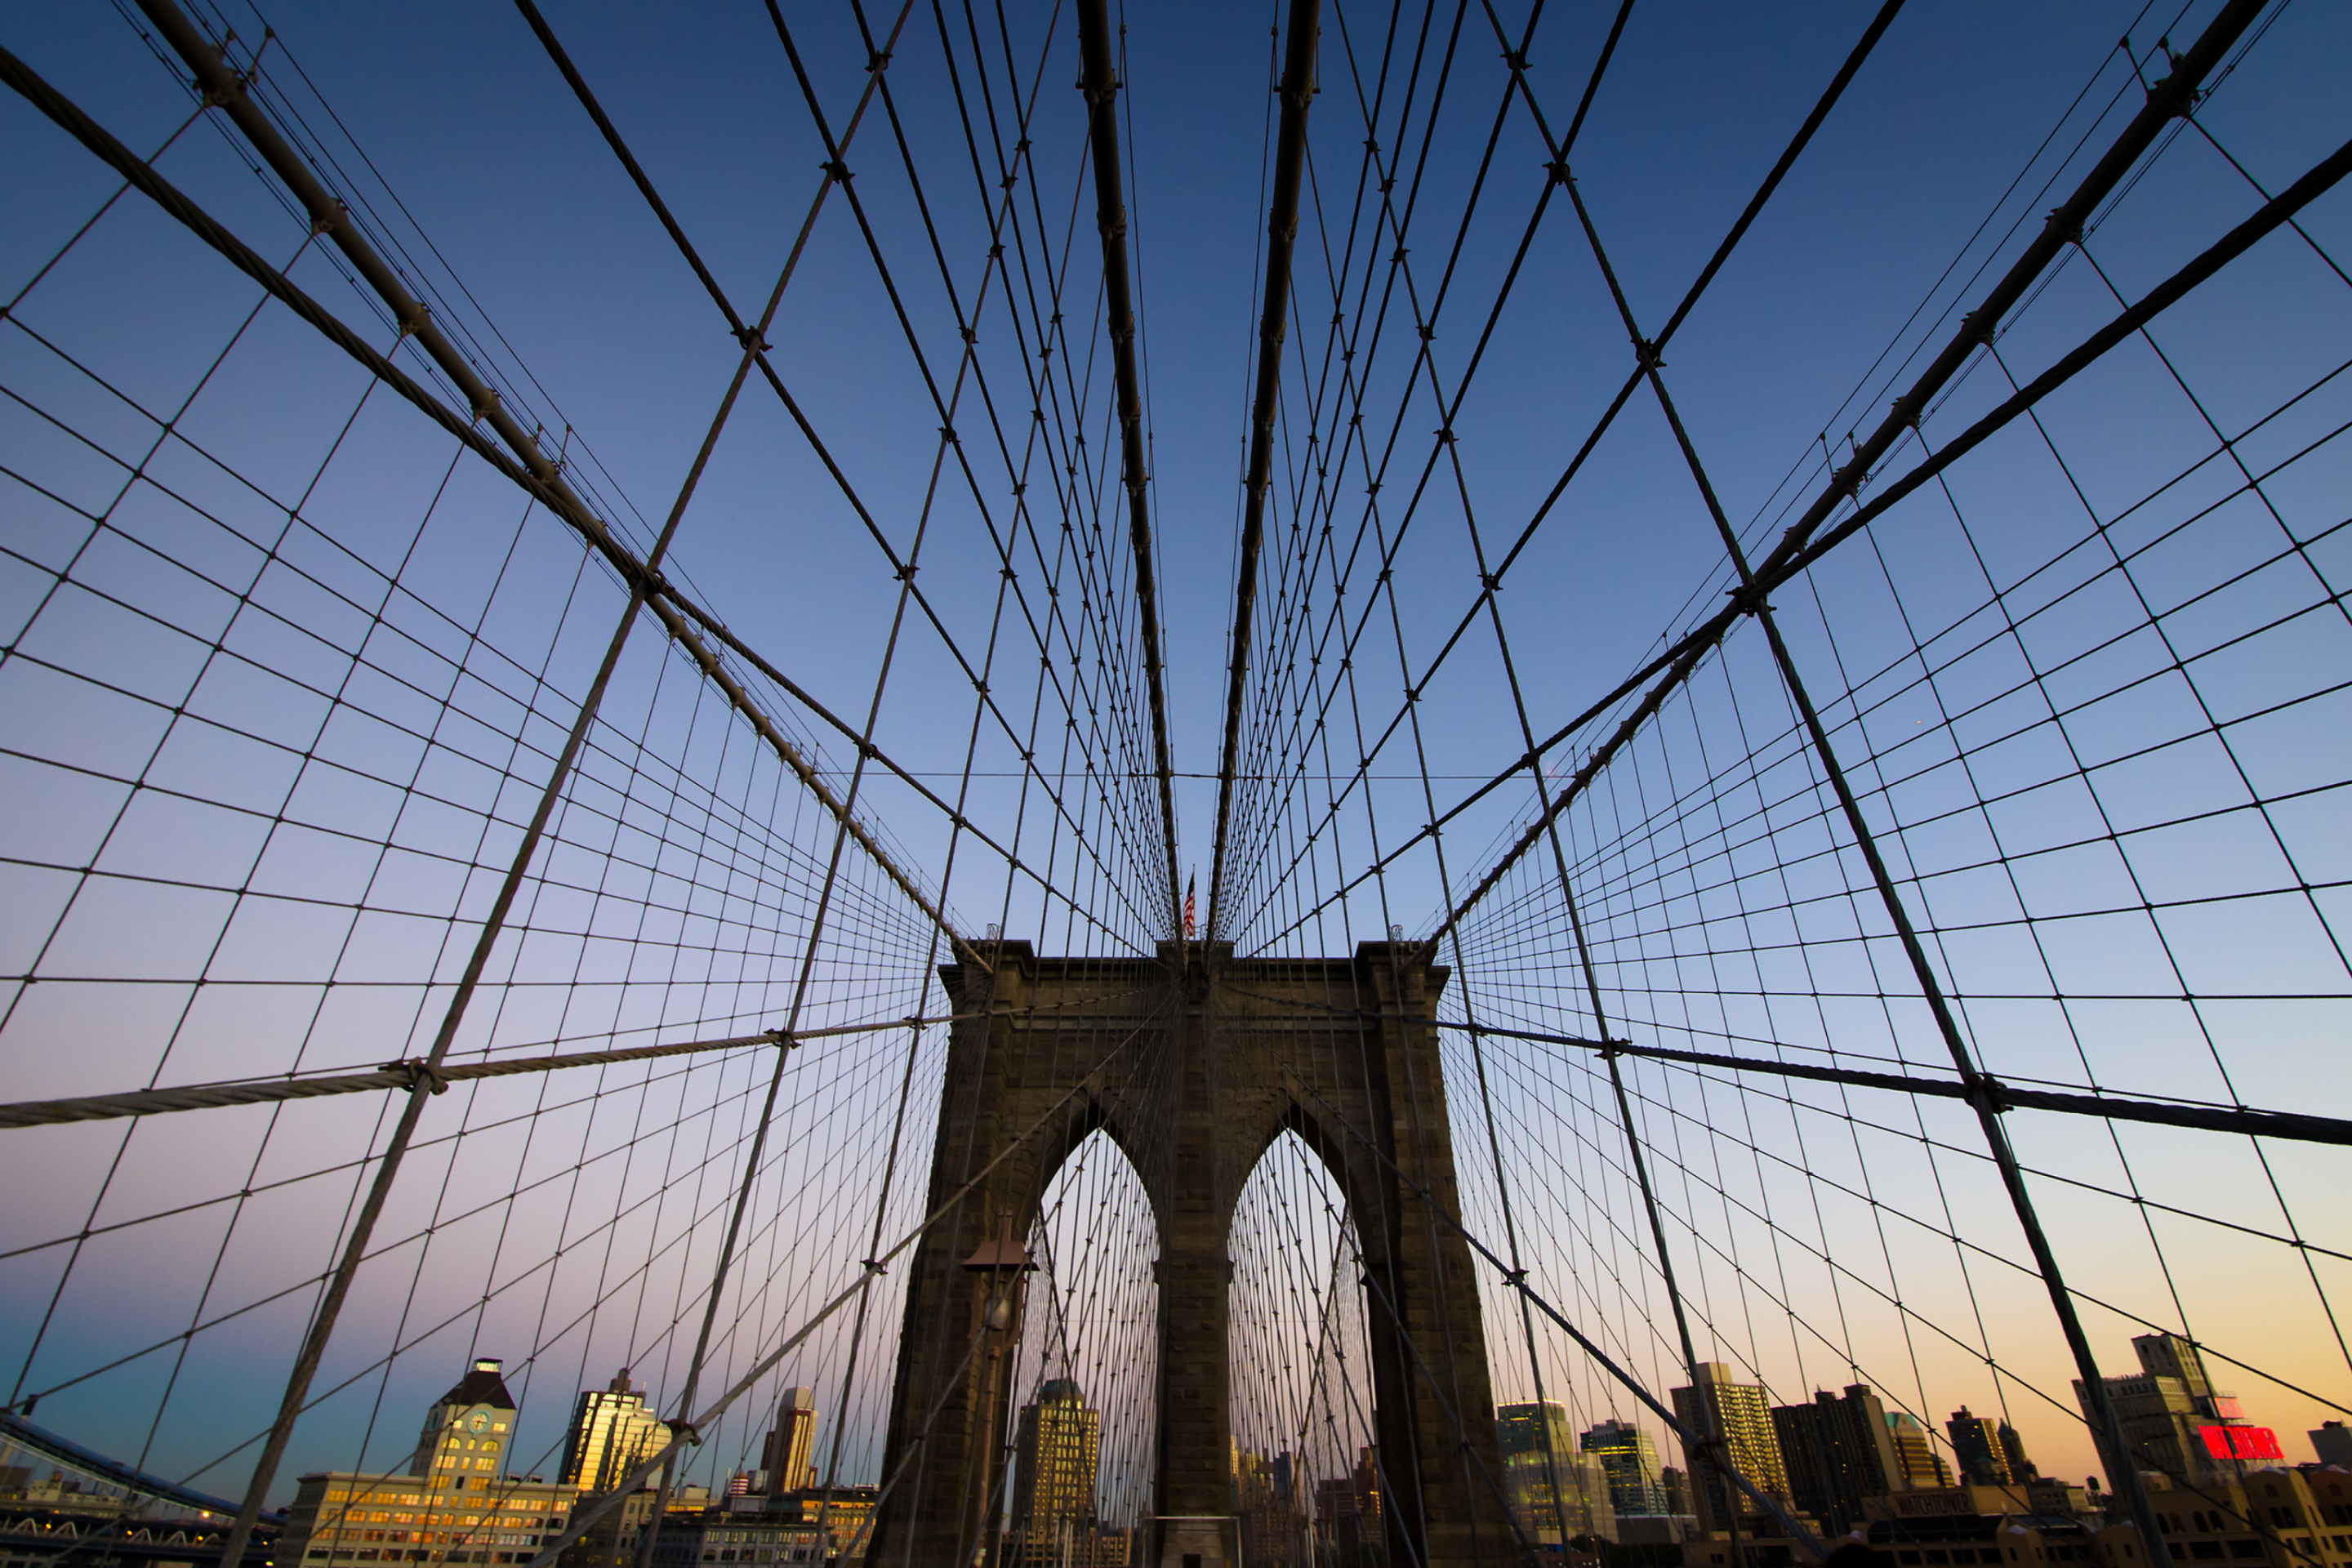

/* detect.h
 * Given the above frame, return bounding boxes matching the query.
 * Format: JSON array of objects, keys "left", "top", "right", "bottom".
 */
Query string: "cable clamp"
[
  {"left": 312, "top": 201, "right": 349, "bottom": 240},
  {"left": 385, "top": 1059, "right": 449, "bottom": 1096},
  {"left": 862, "top": 1258, "right": 889, "bottom": 1276},
  {"left": 731, "top": 325, "right": 771, "bottom": 354},
  {"left": 1970, "top": 1076, "right": 2011, "bottom": 1116},
  {"left": 764, "top": 1029, "right": 795, "bottom": 1049},
  {"left": 2144, "top": 68, "right": 2203, "bottom": 118},
  {"left": 1634, "top": 337, "right": 1663, "bottom": 371},
  {"left": 822, "top": 159, "right": 853, "bottom": 185},
  {"left": 668, "top": 1420, "right": 702, "bottom": 1447},
  {"left": 1545, "top": 159, "right": 1572, "bottom": 187}
]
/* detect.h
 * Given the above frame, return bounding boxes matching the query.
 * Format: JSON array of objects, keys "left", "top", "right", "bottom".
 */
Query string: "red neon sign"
[{"left": 2198, "top": 1426, "right": 2283, "bottom": 1462}]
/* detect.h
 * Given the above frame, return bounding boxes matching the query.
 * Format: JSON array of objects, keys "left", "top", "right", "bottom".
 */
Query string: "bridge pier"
[{"left": 863, "top": 941, "right": 1512, "bottom": 1568}]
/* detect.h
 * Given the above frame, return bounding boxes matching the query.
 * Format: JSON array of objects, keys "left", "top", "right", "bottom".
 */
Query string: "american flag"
[{"left": 1183, "top": 872, "right": 1196, "bottom": 940}]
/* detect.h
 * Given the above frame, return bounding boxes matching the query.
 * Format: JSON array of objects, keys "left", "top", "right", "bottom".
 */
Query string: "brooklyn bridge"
[{"left": 0, "top": 2, "right": 2346, "bottom": 1568}]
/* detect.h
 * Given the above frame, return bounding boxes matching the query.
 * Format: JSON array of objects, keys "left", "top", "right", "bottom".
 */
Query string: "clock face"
[{"left": 468, "top": 1413, "right": 489, "bottom": 1433}]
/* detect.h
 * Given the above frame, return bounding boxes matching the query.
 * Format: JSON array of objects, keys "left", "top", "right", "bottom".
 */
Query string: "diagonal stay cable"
[
  {"left": 1236, "top": 0, "right": 1907, "bottom": 949},
  {"left": 1431, "top": 116, "right": 2350, "bottom": 947},
  {"left": 1258, "top": 36, "right": 2321, "bottom": 952},
  {"left": 0, "top": 29, "right": 992, "bottom": 979},
  {"left": 516, "top": 0, "right": 1158, "bottom": 948}
]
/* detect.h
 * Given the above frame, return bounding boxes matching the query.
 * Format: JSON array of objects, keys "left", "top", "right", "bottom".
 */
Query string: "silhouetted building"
[
  {"left": 1946, "top": 1408, "right": 2012, "bottom": 1486},
  {"left": 1234, "top": 1446, "right": 1304, "bottom": 1566},
  {"left": 760, "top": 1388, "right": 818, "bottom": 1496},
  {"left": 2314, "top": 1421, "right": 2352, "bottom": 1469},
  {"left": 1010, "top": 1379, "right": 1100, "bottom": 1566},
  {"left": 1660, "top": 1467, "right": 1690, "bottom": 1519},
  {"left": 2074, "top": 1333, "right": 2271, "bottom": 1486},
  {"left": 1583, "top": 1419, "right": 1670, "bottom": 1517},
  {"left": 1998, "top": 1420, "right": 2037, "bottom": 1482},
  {"left": 1771, "top": 1385, "right": 1900, "bottom": 1535},
  {"left": 1314, "top": 1448, "right": 1382, "bottom": 1558},
  {"left": 1670, "top": 1364, "right": 1792, "bottom": 1533}
]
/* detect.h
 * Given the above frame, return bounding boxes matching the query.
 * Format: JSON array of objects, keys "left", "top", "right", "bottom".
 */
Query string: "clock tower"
[{"left": 416, "top": 1357, "right": 519, "bottom": 1487}]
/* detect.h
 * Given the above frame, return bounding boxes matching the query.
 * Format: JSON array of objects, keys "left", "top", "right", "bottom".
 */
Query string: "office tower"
[
  {"left": 1947, "top": 1408, "right": 2013, "bottom": 1486},
  {"left": 2074, "top": 1333, "right": 2267, "bottom": 1486},
  {"left": 1582, "top": 1419, "right": 1670, "bottom": 1517},
  {"left": 1998, "top": 1421, "right": 2038, "bottom": 1481},
  {"left": 1010, "top": 1379, "right": 1100, "bottom": 1566},
  {"left": 1669, "top": 1364, "right": 1792, "bottom": 1533},
  {"left": 1315, "top": 1448, "right": 1383, "bottom": 1558},
  {"left": 1771, "top": 1386, "right": 1900, "bottom": 1534},
  {"left": 1660, "top": 1468, "right": 1690, "bottom": 1519},
  {"left": 1497, "top": 1402, "right": 1614, "bottom": 1543},
  {"left": 1883, "top": 1410, "right": 1952, "bottom": 1490},
  {"left": 760, "top": 1387, "right": 818, "bottom": 1494},
  {"left": 564, "top": 1369, "right": 670, "bottom": 1495}
]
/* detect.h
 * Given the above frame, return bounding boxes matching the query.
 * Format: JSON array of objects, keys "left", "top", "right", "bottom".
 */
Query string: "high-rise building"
[
  {"left": 1010, "top": 1379, "right": 1100, "bottom": 1567},
  {"left": 1581, "top": 1419, "right": 1670, "bottom": 1517},
  {"left": 760, "top": 1388, "right": 818, "bottom": 1496},
  {"left": 278, "top": 1359, "right": 581, "bottom": 1568},
  {"left": 1947, "top": 1408, "right": 2013, "bottom": 1486},
  {"left": 1234, "top": 1446, "right": 1303, "bottom": 1567},
  {"left": 1669, "top": 1364, "right": 1792, "bottom": 1534},
  {"left": 1770, "top": 1385, "right": 1900, "bottom": 1535},
  {"left": 1660, "top": 1467, "right": 1690, "bottom": 1519},
  {"left": 1998, "top": 1421, "right": 2038, "bottom": 1482},
  {"left": 2074, "top": 1334, "right": 2268, "bottom": 1486},
  {"left": 1313, "top": 1449, "right": 1382, "bottom": 1559},
  {"left": 1496, "top": 1403, "right": 1614, "bottom": 1544},
  {"left": 2313, "top": 1421, "right": 2352, "bottom": 1469},
  {"left": 1883, "top": 1411, "right": 1952, "bottom": 1490},
  {"left": 563, "top": 1370, "right": 670, "bottom": 1496}
]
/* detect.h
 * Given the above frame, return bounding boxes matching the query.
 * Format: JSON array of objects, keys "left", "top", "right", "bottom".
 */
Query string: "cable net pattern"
[{"left": 0, "top": 1, "right": 2345, "bottom": 1565}]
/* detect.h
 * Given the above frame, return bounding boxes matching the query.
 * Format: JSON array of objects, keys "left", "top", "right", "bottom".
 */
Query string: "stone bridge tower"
[{"left": 862, "top": 939, "right": 1513, "bottom": 1568}]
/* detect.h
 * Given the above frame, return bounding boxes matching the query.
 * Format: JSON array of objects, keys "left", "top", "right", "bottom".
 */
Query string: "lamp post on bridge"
[{"left": 964, "top": 1214, "right": 1036, "bottom": 1568}]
